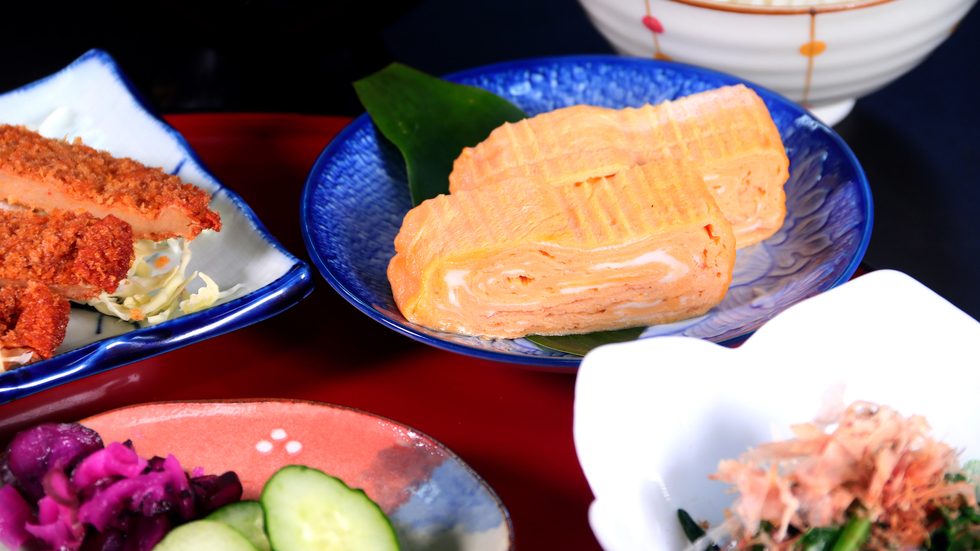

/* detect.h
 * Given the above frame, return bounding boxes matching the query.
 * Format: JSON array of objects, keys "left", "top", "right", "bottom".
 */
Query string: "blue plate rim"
[
  {"left": 300, "top": 54, "right": 873, "bottom": 370},
  {"left": 0, "top": 49, "right": 316, "bottom": 404}
]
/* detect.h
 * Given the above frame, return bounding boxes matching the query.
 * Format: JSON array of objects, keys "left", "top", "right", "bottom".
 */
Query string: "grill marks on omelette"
[{"left": 450, "top": 85, "right": 788, "bottom": 248}]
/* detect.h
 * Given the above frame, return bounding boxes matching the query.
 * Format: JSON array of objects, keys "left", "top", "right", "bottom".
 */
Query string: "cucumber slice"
[
  {"left": 153, "top": 520, "right": 259, "bottom": 551},
  {"left": 206, "top": 501, "right": 272, "bottom": 551},
  {"left": 261, "top": 465, "right": 400, "bottom": 551}
]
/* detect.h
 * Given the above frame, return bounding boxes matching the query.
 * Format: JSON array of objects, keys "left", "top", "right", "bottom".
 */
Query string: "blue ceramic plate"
[
  {"left": 0, "top": 50, "right": 314, "bottom": 404},
  {"left": 301, "top": 55, "right": 872, "bottom": 369}
]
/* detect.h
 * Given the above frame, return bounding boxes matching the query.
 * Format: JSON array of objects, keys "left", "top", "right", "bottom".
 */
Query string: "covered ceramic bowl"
[{"left": 577, "top": 0, "right": 977, "bottom": 124}]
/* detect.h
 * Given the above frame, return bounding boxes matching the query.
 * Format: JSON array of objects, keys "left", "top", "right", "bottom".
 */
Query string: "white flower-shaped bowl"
[{"left": 573, "top": 269, "right": 980, "bottom": 551}]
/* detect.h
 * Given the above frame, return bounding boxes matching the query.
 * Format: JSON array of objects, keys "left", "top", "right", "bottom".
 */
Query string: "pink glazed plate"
[{"left": 79, "top": 399, "right": 513, "bottom": 551}]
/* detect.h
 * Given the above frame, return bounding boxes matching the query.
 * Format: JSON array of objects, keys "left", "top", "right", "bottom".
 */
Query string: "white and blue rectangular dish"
[{"left": 0, "top": 50, "right": 314, "bottom": 404}]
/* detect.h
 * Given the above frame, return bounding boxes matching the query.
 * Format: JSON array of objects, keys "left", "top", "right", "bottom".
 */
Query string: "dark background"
[
  {"left": 4, "top": 0, "right": 980, "bottom": 321},
  {"left": 1, "top": 1, "right": 612, "bottom": 117}
]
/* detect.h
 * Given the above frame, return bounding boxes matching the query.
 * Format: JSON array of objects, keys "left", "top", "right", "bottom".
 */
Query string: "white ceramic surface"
[
  {"left": 578, "top": 0, "right": 977, "bottom": 125},
  {"left": 573, "top": 269, "right": 980, "bottom": 551}
]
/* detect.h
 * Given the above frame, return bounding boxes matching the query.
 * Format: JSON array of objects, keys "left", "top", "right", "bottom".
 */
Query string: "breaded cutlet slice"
[
  {"left": 1, "top": 281, "right": 71, "bottom": 365},
  {"left": 0, "top": 209, "right": 135, "bottom": 301},
  {"left": 0, "top": 124, "right": 221, "bottom": 242}
]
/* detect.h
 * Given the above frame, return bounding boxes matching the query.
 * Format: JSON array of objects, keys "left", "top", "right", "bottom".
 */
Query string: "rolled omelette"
[
  {"left": 449, "top": 84, "right": 788, "bottom": 248},
  {"left": 388, "top": 157, "right": 736, "bottom": 339}
]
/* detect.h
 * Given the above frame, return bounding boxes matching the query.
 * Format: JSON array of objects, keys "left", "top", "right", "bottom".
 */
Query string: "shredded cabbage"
[
  {"left": 180, "top": 273, "right": 244, "bottom": 315},
  {"left": 84, "top": 238, "right": 243, "bottom": 326},
  {"left": 0, "top": 349, "right": 34, "bottom": 373}
]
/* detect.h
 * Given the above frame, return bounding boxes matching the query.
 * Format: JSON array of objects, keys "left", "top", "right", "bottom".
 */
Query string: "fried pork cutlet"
[
  {"left": 1, "top": 281, "right": 71, "bottom": 367},
  {"left": 0, "top": 209, "right": 135, "bottom": 301},
  {"left": 0, "top": 124, "right": 221, "bottom": 242}
]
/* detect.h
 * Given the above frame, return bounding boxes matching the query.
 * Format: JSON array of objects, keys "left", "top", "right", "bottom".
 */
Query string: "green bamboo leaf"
[
  {"left": 353, "top": 63, "right": 527, "bottom": 205},
  {"left": 526, "top": 327, "right": 646, "bottom": 357}
]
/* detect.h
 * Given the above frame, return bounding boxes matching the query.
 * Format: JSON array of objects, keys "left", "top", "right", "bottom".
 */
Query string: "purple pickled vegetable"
[
  {"left": 77, "top": 452, "right": 226, "bottom": 531},
  {"left": 44, "top": 465, "right": 78, "bottom": 507},
  {"left": 2, "top": 422, "right": 243, "bottom": 551},
  {"left": 80, "top": 527, "right": 124, "bottom": 551},
  {"left": 0, "top": 484, "right": 40, "bottom": 550},
  {"left": 77, "top": 471, "right": 175, "bottom": 531},
  {"left": 161, "top": 455, "right": 194, "bottom": 520},
  {"left": 2, "top": 423, "right": 103, "bottom": 503},
  {"left": 0, "top": 450, "right": 16, "bottom": 489},
  {"left": 190, "top": 471, "right": 243, "bottom": 517},
  {"left": 121, "top": 516, "right": 171, "bottom": 551},
  {"left": 144, "top": 457, "right": 166, "bottom": 472},
  {"left": 73, "top": 442, "right": 148, "bottom": 493},
  {"left": 25, "top": 495, "right": 86, "bottom": 551}
]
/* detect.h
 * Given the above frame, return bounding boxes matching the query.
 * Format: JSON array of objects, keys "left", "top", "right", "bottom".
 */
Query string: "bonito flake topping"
[{"left": 711, "top": 401, "right": 978, "bottom": 550}]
